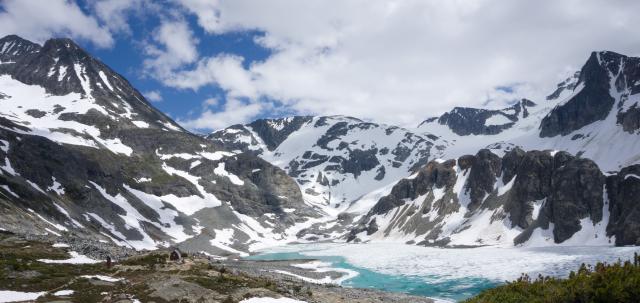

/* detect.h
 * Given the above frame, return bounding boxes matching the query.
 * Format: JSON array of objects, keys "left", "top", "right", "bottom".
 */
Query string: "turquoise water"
[{"left": 247, "top": 251, "right": 500, "bottom": 302}]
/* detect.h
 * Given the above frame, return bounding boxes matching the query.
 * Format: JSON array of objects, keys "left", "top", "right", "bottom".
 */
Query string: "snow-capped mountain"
[
  {"left": 1, "top": 33, "right": 638, "bottom": 254},
  {"left": 418, "top": 99, "right": 537, "bottom": 136},
  {"left": 419, "top": 51, "right": 640, "bottom": 172},
  {"left": 215, "top": 51, "right": 640, "bottom": 247},
  {"left": 0, "top": 35, "right": 320, "bottom": 256},
  {"left": 209, "top": 116, "right": 442, "bottom": 216}
]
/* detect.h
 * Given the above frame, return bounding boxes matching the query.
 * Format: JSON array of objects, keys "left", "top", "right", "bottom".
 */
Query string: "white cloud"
[
  {"left": 173, "top": 0, "right": 221, "bottom": 33},
  {"left": 0, "top": 0, "right": 113, "bottom": 48},
  {"left": 170, "top": 0, "right": 640, "bottom": 129},
  {"left": 143, "top": 90, "right": 163, "bottom": 102},
  {"left": 166, "top": 54, "right": 258, "bottom": 98},
  {"left": 143, "top": 19, "right": 199, "bottom": 78},
  {"left": 88, "top": 0, "right": 153, "bottom": 34},
  {"left": 178, "top": 98, "right": 265, "bottom": 130}
]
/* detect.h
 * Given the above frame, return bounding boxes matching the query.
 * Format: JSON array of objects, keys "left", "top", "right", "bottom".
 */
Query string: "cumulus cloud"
[
  {"left": 173, "top": 0, "right": 221, "bottom": 33},
  {"left": 0, "top": 0, "right": 113, "bottom": 48},
  {"left": 143, "top": 90, "right": 163, "bottom": 102},
  {"left": 166, "top": 54, "right": 258, "bottom": 98},
  {"left": 168, "top": 0, "right": 640, "bottom": 130},
  {"left": 88, "top": 0, "right": 156, "bottom": 34},
  {"left": 143, "top": 19, "right": 199, "bottom": 78},
  {"left": 178, "top": 98, "right": 265, "bottom": 130}
]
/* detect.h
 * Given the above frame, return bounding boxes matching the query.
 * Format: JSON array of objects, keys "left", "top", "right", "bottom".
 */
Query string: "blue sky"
[
  {"left": 76, "top": 4, "right": 273, "bottom": 131},
  {"left": 1, "top": 0, "right": 640, "bottom": 132}
]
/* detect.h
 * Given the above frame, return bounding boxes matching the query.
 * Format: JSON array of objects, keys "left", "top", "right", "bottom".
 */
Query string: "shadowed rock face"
[
  {"left": 465, "top": 149, "right": 502, "bottom": 210},
  {"left": 349, "top": 148, "right": 637, "bottom": 247},
  {"left": 371, "top": 160, "right": 457, "bottom": 216},
  {"left": 617, "top": 105, "right": 640, "bottom": 133},
  {"left": 606, "top": 165, "right": 640, "bottom": 245},
  {"left": 548, "top": 158, "right": 605, "bottom": 242},
  {"left": 540, "top": 52, "right": 615, "bottom": 137},
  {"left": 540, "top": 51, "right": 640, "bottom": 137},
  {"left": 423, "top": 99, "right": 536, "bottom": 136},
  {"left": 248, "top": 116, "right": 314, "bottom": 151}
]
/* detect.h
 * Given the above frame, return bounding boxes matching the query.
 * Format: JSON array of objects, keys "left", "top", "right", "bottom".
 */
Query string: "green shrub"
[{"left": 465, "top": 253, "right": 640, "bottom": 303}]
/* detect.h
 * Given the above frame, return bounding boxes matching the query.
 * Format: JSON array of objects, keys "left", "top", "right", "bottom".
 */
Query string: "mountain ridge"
[
  {"left": 214, "top": 49, "right": 640, "bottom": 247},
  {"left": 1, "top": 34, "right": 639, "bottom": 255},
  {"left": 0, "top": 34, "right": 319, "bottom": 256}
]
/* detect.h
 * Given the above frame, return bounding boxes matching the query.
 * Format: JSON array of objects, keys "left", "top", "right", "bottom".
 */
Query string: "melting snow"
[
  {"left": 38, "top": 251, "right": 100, "bottom": 264},
  {"left": 131, "top": 120, "right": 149, "bottom": 128},
  {"left": 484, "top": 114, "right": 512, "bottom": 126},
  {"left": 214, "top": 162, "right": 244, "bottom": 185},
  {"left": 53, "top": 290, "right": 74, "bottom": 296},
  {"left": 0, "top": 185, "right": 19, "bottom": 198},
  {"left": 0, "top": 291, "right": 46, "bottom": 302},
  {"left": 98, "top": 70, "right": 114, "bottom": 91},
  {"left": 0, "top": 75, "right": 133, "bottom": 156},
  {"left": 80, "top": 275, "right": 123, "bottom": 282}
]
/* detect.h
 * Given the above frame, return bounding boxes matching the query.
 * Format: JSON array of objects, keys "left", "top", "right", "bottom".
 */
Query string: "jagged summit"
[
  {"left": 0, "top": 34, "right": 318, "bottom": 255},
  {"left": 0, "top": 35, "right": 183, "bottom": 134},
  {"left": 418, "top": 98, "right": 537, "bottom": 136},
  {"left": 0, "top": 35, "right": 41, "bottom": 60},
  {"left": 540, "top": 50, "right": 640, "bottom": 137}
]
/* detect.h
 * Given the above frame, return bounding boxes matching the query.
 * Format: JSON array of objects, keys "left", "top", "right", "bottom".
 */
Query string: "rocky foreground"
[{"left": 0, "top": 231, "right": 436, "bottom": 303}]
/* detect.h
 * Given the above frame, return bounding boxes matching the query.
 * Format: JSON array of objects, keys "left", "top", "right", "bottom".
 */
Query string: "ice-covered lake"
[{"left": 249, "top": 243, "right": 640, "bottom": 302}]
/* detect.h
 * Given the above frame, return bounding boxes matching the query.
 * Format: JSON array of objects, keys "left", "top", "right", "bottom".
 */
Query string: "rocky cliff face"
[
  {"left": 0, "top": 35, "right": 317, "bottom": 255},
  {"left": 348, "top": 148, "right": 640, "bottom": 246},
  {"left": 541, "top": 51, "right": 640, "bottom": 137},
  {"left": 606, "top": 165, "right": 640, "bottom": 245}
]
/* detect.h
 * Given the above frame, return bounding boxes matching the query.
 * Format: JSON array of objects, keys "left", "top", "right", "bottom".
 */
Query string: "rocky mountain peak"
[
  {"left": 540, "top": 50, "right": 640, "bottom": 137},
  {"left": 0, "top": 35, "right": 182, "bottom": 134},
  {"left": 546, "top": 71, "right": 580, "bottom": 101},
  {"left": 0, "top": 34, "right": 316, "bottom": 255},
  {"left": 421, "top": 98, "right": 536, "bottom": 136},
  {"left": 0, "top": 35, "right": 40, "bottom": 60}
]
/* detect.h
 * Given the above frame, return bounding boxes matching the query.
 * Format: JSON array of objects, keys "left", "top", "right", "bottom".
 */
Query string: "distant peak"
[
  {"left": 0, "top": 34, "right": 41, "bottom": 57},
  {"left": 42, "top": 37, "right": 85, "bottom": 53},
  {"left": 0, "top": 34, "right": 28, "bottom": 42}
]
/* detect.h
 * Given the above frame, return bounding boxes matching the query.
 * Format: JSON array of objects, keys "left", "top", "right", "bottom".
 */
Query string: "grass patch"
[
  {"left": 0, "top": 237, "right": 113, "bottom": 292},
  {"left": 186, "top": 272, "right": 279, "bottom": 295}
]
